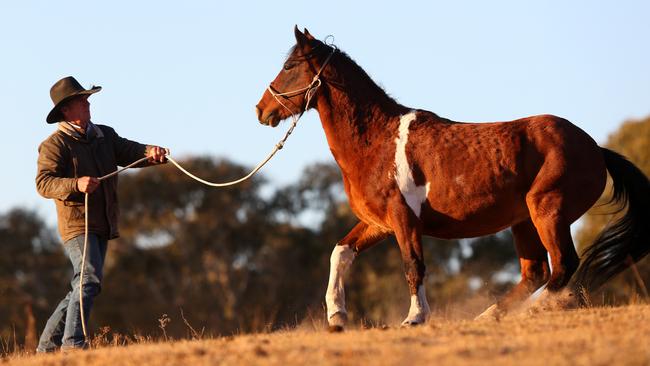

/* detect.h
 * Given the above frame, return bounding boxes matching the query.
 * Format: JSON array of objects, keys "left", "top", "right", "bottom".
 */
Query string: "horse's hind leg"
[
  {"left": 523, "top": 183, "right": 581, "bottom": 312},
  {"left": 476, "top": 219, "right": 550, "bottom": 319},
  {"left": 504, "top": 219, "right": 551, "bottom": 306},
  {"left": 527, "top": 195, "right": 579, "bottom": 293},
  {"left": 326, "top": 221, "right": 388, "bottom": 331}
]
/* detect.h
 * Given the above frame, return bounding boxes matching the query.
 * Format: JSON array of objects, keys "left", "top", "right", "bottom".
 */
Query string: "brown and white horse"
[{"left": 255, "top": 27, "right": 650, "bottom": 329}]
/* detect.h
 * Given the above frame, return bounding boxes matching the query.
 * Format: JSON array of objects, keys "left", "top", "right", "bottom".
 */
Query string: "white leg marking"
[
  {"left": 479, "top": 284, "right": 549, "bottom": 320},
  {"left": 402, "top": 285, "right": 430, "bottom": 325},
  {"left": 524, "top": 285, "right": 576, "bottom": 312},
  {"left": 525, "top": 284, "right": 547, "bottom": 306},
  {"left": 394, "top": 111, "right": 430, "bottom": 218},
  {"left": 325, "top": 244, "right": 355, "bottom": 321},
  {"left": 475, "top": 304, "right": 499, "bottom": 320}
]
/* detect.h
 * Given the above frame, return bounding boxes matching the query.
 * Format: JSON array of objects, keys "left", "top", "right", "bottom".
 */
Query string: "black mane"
[{"left": 286, "top": 41, "right": 399, "bottom": 106}]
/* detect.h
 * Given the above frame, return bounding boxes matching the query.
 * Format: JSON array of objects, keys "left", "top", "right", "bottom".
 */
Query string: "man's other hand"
[
  {"left": 148, "top": 146, "right": 168, "bottom": 164},
  {"left": 77, "top": 177, "right": 100, "bottom": 193}
]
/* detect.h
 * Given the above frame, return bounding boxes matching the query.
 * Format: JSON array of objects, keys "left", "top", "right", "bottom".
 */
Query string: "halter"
[{"left": 266, "top": 45, "right": 337, "bottom": 123}]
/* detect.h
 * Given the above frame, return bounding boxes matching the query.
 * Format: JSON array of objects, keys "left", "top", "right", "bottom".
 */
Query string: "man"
[{"left": 35, "top": 76, "right": 167, "bottom": 352}]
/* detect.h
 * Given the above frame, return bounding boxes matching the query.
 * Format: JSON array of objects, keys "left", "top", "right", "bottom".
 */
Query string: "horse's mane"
[{"left": 287, "top": 41, "right": 400, "bottom": 106}]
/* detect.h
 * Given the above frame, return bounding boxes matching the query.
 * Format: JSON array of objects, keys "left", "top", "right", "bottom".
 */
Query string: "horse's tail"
[{"left": 573, "top": 147, "right": 650, "bottom": 293}]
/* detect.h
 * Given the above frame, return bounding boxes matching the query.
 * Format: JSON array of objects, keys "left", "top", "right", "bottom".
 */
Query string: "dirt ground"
[{"left": 6, "top": 304, "right": 649, "bottom": 366}]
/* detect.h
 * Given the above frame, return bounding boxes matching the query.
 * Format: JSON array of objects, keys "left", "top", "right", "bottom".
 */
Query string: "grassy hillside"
[{"left": 6, "top": 304, "right": 649, "bottom": 366}]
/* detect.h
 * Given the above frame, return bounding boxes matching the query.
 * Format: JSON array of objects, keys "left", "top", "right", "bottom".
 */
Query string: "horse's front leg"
[
  {"left": 387, "top": 200, "right": 430, "bottom": 326},
  {"left": 325, "top": 221, "right": 388, "bottom": 332}
]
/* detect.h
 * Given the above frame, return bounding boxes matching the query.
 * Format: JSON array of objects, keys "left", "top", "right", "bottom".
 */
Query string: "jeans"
[{"left": 37, "top": 234, "right": 107, "bottom": 352}]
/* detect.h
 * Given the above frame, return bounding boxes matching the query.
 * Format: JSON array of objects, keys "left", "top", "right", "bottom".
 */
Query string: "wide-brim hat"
[{"left": 46, "top": 76, "right": 102, "bottom": 124}]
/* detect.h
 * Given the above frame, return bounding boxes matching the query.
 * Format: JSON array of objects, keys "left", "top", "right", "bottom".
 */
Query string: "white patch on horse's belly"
[{"left": 394, "top": 111, "right": 430, "bottom": 218}]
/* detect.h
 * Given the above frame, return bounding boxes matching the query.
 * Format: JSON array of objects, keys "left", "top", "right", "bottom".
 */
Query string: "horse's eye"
[{"left": 283, "top": 61, "right": 295, "bottom": 71}]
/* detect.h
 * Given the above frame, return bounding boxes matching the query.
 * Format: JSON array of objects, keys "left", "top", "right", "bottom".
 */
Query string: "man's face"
[{"left": 61, "top": 95, "right": 91, "bottom": 123}]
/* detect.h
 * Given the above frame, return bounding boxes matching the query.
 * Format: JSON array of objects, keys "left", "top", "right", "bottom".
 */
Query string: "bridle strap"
[{"left": 267, "top": 46, "right": 337, "bottom": 118}]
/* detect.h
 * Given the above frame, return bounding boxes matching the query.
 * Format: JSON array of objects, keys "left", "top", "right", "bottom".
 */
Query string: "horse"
[{"left": 255, "top": 27, "right": 650, "bottom": 330}]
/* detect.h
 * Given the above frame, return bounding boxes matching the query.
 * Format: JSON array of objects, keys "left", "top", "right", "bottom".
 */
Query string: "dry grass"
[{"left": 5, "top": 304, "right": 649, "bottom": 366}]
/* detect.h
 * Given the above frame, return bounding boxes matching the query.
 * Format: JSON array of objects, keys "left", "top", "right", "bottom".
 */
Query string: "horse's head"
[{"left": 255, "top": 26, "right": 334, "bottom": 127}]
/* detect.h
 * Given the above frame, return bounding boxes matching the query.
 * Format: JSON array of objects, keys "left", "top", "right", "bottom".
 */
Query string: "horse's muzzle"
[{"left": 255, "top": 105, "right": 280, "bottom": 127}]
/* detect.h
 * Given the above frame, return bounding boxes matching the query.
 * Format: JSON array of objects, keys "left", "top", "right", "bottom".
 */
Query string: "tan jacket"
[{"left": 36, "top": 123, "right": 155, "bottom": 242}]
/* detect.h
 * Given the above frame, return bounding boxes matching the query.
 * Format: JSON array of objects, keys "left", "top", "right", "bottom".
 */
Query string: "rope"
[
  {"left": 78, "top": 122, "right": 294, "bottom": 339},
  {"left": 77, "top": 45, "right": 337, "bottom": 342},
  {"left": 79, "top": 156, "right": 149, "bottom": 338},
  {"left": 165, "top": 114, "right": 298, "bottom": 187}
]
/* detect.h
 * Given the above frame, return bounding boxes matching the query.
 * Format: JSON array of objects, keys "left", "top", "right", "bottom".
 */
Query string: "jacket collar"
[{"left": 58, "top": 121, "right": 104, "bottom": 141}]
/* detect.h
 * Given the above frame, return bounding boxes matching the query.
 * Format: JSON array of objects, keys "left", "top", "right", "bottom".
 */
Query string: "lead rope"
[
  {"left": 79, "top": 156, "right": 150, "bottom": 339},
  {"left": 77, "top": 46, "right": 336, "bottom": 342},
  {"left": 78, "top": 120, "right": 297, "bottom": 340},
  {"left": 78, "top": 117, "right": 297, "bottom": 340}
]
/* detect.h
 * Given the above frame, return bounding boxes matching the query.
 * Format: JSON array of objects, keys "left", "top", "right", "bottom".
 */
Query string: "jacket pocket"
[
  {"left": 63, "top": 200, "right": 83, "bottom": 207},
  {"left": 63, "top": 191, "right": 85, "bottom": 206},
  {"left": 63, "top": 202, "right": 85, "bottom": 222}
]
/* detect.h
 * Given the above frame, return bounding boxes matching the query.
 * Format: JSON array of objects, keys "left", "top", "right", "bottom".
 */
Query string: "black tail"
[{"left": 573, "top": 148, "right": 650, "bottom": 293}]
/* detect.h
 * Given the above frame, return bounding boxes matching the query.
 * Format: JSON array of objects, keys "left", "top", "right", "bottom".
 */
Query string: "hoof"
[
  {"left": 553, "top": 289, "right": 579, "bottom": 309},
  {"left": 327, "top": 312, "right": 347, "bottom": 332},
  {"left": 400, "top": 314, "right": 427, "bottom": 327},
  {"left": 328, "top": 325, "right": 344, "bottom": 333},
  {"left": 400, "top": 320, "right": 424, "bottom": 328},
  {"left": 527, "top": 288, "right": 578, "bottom": 314}
]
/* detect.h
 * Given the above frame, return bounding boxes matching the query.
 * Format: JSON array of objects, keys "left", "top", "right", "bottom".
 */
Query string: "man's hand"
[
  {"left": 148, "top": 146, "right": 168, "bottom": 164},
  {"left": 77, "top": 176, "right": 100, "bottom": 193}
]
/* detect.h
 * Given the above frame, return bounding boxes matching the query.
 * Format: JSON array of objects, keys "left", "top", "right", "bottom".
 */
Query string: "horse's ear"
[
  {"left": 304, "top": 28, "right": 315, "bottom": 40},
  {"left": 294, "top": 25, "right": 309, "bottom": 47}
]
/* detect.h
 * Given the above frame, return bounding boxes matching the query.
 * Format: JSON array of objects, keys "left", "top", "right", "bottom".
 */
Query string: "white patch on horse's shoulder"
[{"left": 394, "top": 111, "right": 430, "bottom": 218}]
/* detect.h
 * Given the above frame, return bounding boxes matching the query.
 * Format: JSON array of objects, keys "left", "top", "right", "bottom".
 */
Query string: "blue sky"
[{"left": 1, "top": 1, "right": 649, "bottom": 227}]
